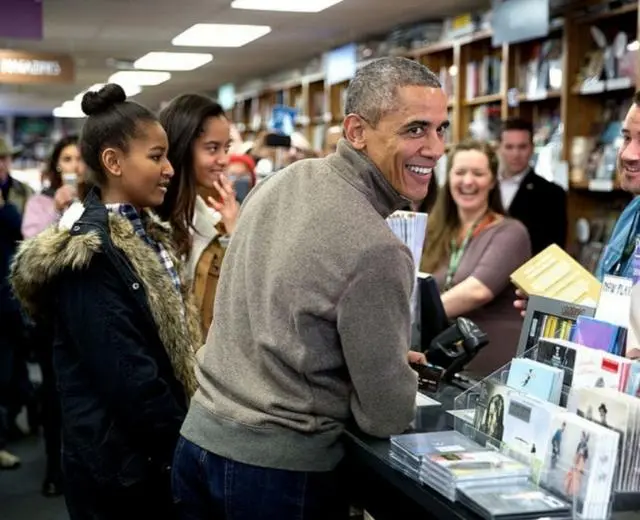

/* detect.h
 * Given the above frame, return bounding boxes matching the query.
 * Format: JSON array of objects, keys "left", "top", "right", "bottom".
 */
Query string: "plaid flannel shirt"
[{"left": 105, "top": 203, "right": 181, "bottom": 294}]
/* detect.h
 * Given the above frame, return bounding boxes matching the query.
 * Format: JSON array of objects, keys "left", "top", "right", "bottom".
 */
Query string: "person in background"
[
  {"left": 284, "top": 131, "right": 318, "bottom": 165},
  {"left": 498, "top": 118, "right": 567, "bottom": 254},
  {"left": 172, "top": 56, "right": 440, "bottom": 520},
  {"left": 158, "top": 94, "right": 240, "bottom": 336},
  {"left": 22, "top": 135, "right": 87, "bottom": 238},
  {"left": 227, "top": 154, "right": 257, "bottom": 202},
  {"left": 0, "top": 137, "right": 32, "bottom": 214},
  {"left": 421, "top": 140, "right": 531, "bottom": 376},
  {"left": 20, "top": 135, "right": 88, "bottom": 497},
  {"left": 515, "top": 92, "right": 640, "bottom": 360},
  {"left": 10, "top": 83, "right": 200, "bottom": 519},
  {"left": 0, "top": 136, "right": 31, "bottom": 470},
  {"left": 324, "top": 125, "right": 342, "bottom": 156},
  {"left": 0, "top": 177, "right": 23, "bottom": 470}
]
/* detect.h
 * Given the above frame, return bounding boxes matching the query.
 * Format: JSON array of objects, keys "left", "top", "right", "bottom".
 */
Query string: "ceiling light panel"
[
  {"left": 172, "top": 23, "right": 271, "bottom": 48},
  {"left": 231, "top": 0, "right": 344, "bottom": 12},
  {"left": 134, "top": 52, "right": 213, "bottom": 71},
  {"left": 74, "top": 82, "right": 142, "bottom": 101},
  {"left": 108, "top": 71, "right": 171, "bottom": 86}
]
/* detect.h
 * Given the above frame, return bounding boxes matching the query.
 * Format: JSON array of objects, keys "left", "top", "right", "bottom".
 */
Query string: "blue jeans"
[{"left": 172, "top": 436, "right": 350, "bottom": 520}]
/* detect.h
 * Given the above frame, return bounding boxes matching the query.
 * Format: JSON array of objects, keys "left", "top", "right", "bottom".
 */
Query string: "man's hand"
[
  {"left": 54, "top": 185, "right": 76, "bottom": 213},
  {"left": 408, "top": 351, "right": 427, "bottom": 365},
  {"left": 514, "top": 288, "right": 529, "bottom": 318}
]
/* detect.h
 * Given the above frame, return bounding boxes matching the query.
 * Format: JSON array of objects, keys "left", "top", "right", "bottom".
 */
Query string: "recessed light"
[
  {"left": 172, "top": 23, "right": 271, "bottom": 48},
  {"left": 134, "top": 52, "right": 213, "bottom": 71},
  {"left": 231, "top": 0, "right": 343, "bottom": 12},
  {"left": 109, "top": 71, "right": 171, "bottom": 86},
  {"left": 53, "top": 102, "right": 86, "bottom": 118},
  {"left": 73, "top": 84, "right": 105, "bottom": 101}
]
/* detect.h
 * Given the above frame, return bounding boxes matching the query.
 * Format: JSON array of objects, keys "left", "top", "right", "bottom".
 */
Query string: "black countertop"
[
  {"left": 345, "top": 384, "right": 640, "bottom": 520},
  {"left": 345, "top": 384, "right": 480, "bottom": 520}
]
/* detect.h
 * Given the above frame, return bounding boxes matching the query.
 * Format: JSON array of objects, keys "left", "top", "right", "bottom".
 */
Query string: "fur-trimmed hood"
[{"left": 10, "top": 195, "right": 201, "bottom": 396}]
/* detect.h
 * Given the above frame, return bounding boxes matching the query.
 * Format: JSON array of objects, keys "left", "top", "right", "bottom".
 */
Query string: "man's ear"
[
  {"left": 101, "top": 148, "right": 122, "bottom": 178},
  {"left": 343, "top": 114, "right": 367, "bottom": 151}
]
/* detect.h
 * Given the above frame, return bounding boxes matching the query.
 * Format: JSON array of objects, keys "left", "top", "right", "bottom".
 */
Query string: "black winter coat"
[{"left": 10, "top": 189, "right": 200, "bottom": 490}]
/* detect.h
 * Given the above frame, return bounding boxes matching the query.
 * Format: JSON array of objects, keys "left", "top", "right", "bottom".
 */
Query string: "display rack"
[
  {"left": 516, "top": 295, "right": 597, "bottom": 357},
  {"left": 451, "top": 345, "right": 640, "bottom": 519}
]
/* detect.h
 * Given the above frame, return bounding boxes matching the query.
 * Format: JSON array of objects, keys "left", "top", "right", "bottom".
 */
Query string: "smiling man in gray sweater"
[{"left": 173, "top": 57, "right": 449, "bottom": 520}]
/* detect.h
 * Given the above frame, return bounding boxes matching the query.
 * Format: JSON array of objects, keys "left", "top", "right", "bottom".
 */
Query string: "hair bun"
[{"left": 81, "top": 83, "right": 127, "bottom": 116}]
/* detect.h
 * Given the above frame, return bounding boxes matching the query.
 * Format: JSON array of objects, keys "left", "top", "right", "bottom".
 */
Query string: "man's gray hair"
[{"left": 344, "top": 57, "right": 441, "bottom": 126}]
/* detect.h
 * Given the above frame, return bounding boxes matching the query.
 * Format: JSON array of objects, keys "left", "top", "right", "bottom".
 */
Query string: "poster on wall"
[{"left": 13, "top": 116, "right": 54, "bottom": 168}]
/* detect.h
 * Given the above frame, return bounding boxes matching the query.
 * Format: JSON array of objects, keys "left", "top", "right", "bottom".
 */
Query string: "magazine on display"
[
  {"left": 568, "top": 387, "right": 640, "bottom": 493},
  {"left": 539, "top": 411, "right": 618, "bottom": 520}
]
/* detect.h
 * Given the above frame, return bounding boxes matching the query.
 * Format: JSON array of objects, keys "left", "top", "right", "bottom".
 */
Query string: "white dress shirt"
[{"left": 499, "top": 168, "right": 529, "bottom": 211}]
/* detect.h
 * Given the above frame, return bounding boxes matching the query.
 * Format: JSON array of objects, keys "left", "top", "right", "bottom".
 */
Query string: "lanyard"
[
  {"left": 611, "top": 210, "right": 640, "bottom": 276},
  {"left": 445, "top": 215, "right": 485, "bottom": 290}
]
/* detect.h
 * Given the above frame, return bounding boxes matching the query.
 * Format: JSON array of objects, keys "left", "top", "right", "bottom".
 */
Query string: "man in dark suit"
[{"left": 498, "top": 118, "right": 567, "bottom": 255}]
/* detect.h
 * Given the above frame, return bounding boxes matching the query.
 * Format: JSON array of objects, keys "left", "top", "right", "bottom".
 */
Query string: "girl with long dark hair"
[{"left": 157, "top": 94, "right": 241, "bottom": 335}]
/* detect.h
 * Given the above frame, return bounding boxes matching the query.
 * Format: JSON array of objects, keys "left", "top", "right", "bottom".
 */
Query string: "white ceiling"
[{"left": 0, "top": 0, "right": 488, "bottom": 115}]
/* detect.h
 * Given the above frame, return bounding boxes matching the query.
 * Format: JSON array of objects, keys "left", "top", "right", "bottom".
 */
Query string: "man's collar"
[
  {"left": 499, "top": 167, "right": 530, "bottom": 184},
  {"left": 327, "top": 139, "right": 409, "bottom": 218}
]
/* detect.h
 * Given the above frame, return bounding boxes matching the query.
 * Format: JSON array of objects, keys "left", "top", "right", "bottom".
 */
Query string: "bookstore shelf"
[
  {"left": 229, "top": 1, "right": 640, "bottom": 254},
  {"left": 576, "top": 3, "right": 638, "bottom": 25},
  {"left": 463, "top": 94, "right": 503, "bottom": 106},
  {"left": 516, "top": 90, "right": 562, "bottom": 102}
]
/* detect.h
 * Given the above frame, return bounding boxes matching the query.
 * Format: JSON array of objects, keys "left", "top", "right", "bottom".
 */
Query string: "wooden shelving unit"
[{"left": 230, "top": 1, "right": 640, "bottom": 246}]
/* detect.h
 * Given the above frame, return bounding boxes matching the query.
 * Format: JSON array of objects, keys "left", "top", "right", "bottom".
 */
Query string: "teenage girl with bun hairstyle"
[{"left": 10, "top": 84, "right": 200, "bottom": 519}]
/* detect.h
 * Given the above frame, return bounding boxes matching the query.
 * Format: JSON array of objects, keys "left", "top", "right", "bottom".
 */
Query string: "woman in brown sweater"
[{"left": 421, "top": 140, "right": 531, "bottom": 377}]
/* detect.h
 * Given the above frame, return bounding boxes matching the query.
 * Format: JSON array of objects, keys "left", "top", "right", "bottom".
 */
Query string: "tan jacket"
[{"left": 188, "top": 196, "right": 227, "bottom": 337}]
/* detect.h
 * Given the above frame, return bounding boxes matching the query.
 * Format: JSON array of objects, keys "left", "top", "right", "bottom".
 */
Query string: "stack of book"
[
  {"left": 418, "top": 444, "right": 531, "bottom": 502},
  {"left": 388, "top": 430, "right": 480, "bottom": 483},
  {"left": 389, "top": 431, "right": 531, "bottom": 501}
]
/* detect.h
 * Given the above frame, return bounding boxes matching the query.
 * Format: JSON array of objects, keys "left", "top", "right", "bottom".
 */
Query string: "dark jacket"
[
  {"left": 508, "top": 169, "right": 568, "bottom": 255},
  {"left": 1, "top": 176, "right": 30, "bottom": 315},
  {"left": 0, "top": 200, "right": 22, "bottom": 315},
  {"left": 10, "top": 189, "right": 200, "bottom": 489}
]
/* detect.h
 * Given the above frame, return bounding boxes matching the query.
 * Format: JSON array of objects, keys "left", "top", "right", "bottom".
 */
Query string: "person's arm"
[
  {"left": 337, "top": 243, "right": 418, "bottom": 438},
  {"left": 442, "top": 222, "right": 532, "bottom": 319},
  {"left": 441, "top": 276, "right": 494, "bottom": 318},
  {"left": 56, "top": 253, "right": 186, "bottom": 465}
]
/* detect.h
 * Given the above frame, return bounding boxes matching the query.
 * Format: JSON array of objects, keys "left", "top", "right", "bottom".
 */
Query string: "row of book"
[{"left": 522, "top": 312, "right": 627, "bottom": 357}]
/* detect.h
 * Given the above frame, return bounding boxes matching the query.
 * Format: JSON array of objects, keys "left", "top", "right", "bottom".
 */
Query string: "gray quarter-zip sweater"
[{"left": 181, "top": 139, "right": 419, "bottom": 472}]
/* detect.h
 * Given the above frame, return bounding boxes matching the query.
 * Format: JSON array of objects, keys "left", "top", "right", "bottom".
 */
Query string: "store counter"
[{"left": 345, "top": 384, "right": 640, "bottom": 520}]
